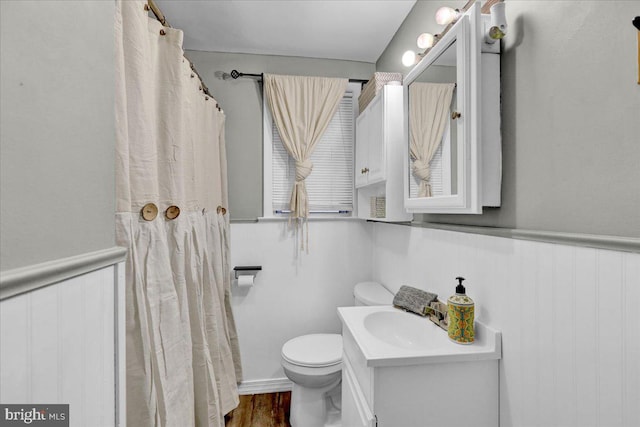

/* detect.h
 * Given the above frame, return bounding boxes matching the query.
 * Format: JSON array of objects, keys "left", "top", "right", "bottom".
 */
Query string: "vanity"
[
  {"left": 341, "top": 4, "right": 506, "bottom": 422},
  {"left": 338, "top": 306, "right": 501, "bottom": 427}
]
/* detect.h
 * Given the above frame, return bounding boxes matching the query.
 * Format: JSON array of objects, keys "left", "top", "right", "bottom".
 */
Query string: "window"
[{"left": 263, "top": 83, "right": 360, "bottom": 217}]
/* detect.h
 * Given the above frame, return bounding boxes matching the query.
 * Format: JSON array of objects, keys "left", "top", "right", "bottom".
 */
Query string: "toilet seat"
[{"left": 281, "top": 334, "right": 342, "bottom": 368}]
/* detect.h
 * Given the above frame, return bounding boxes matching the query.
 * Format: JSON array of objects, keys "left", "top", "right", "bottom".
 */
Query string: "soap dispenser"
[{"left": 447, "top": 277, "right": 475, "bottom": 344}]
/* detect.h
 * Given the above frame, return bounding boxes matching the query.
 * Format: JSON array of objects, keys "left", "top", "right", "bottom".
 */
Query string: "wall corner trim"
[
  {"left": 0, "top": 246, "right": 128, "bottom": 301},
  {"left": 404, "top": 222, "right": 640, "bottom": 253},
  {"left": 511, "top": 229, "right": 640, "bottom": 253}
]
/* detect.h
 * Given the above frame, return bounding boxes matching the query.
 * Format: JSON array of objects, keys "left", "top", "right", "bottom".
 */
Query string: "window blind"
[{"left": 272, "top": 94, "right": 354, "bottom": 213}]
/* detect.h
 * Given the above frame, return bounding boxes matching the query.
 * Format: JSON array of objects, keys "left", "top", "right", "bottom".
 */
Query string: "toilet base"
[{"left": 289, "top": 377, "right": 341, "bottom": 427}]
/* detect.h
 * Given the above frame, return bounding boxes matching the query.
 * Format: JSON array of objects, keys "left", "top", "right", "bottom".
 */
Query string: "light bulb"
[
  {"left": 435, "top": 6, "right": 459, "bottom": 26},
  {"left": 402, "top": 50, "right": 417, "bottom": 67},
  {"left": 416, "top": 33, "right": 435, "bottom": 49}
]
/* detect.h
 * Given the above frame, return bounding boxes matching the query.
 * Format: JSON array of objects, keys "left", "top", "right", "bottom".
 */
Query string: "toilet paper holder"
[{"left": 233, "top": 265, "right": 262, "bottom": 280}]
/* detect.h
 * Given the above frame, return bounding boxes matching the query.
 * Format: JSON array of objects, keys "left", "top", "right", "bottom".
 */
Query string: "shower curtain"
[{"left": 114, "top": 2, "right": 241, "bottom": 426}]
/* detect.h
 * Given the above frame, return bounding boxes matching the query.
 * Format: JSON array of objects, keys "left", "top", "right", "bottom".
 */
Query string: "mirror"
[
  {"left": 403, "top": 3, "right": 502, "bottom": 214},
  {"left": 408, "top": 37, "right": 460, "bottom": 200}
]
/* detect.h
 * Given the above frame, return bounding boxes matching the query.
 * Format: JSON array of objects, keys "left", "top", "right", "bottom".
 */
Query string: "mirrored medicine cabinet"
[{"left": 404, "top": 3, "right": 502, "bottom": 214}]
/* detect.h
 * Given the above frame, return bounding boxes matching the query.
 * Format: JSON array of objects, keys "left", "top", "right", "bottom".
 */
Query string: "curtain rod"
[
  {"left": 145, "top": 0, "right": 221, "bottom": 110},
  {"left": 225, "top": 70, "right": 369, "bottom": 85},
  {"left": 147, "top": 0, "right": 168, "bottom": 26}
]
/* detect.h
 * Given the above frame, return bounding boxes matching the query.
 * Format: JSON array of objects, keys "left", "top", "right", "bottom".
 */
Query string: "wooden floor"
[{"left": 225, "top": 392, "right": 291, "bottom": 427}]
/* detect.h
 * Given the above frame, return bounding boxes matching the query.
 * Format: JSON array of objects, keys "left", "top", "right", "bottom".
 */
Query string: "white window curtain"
[
  {"left": 114, "top": 2, "right": 241, "bottom": 426},
  {"left": 409, "top": 82, "right": 456, "bottom": 197},
  {"left": 271, "top": 93, "right": 354, "bottom": 213},
  {"left": 264, "top": 73, "right": 347, "bottom": 250},
  {"left": 409, "top": 138, "right": 446, "bottom": 198}
]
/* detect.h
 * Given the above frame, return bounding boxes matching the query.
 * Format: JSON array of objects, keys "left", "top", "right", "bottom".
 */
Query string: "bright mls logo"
[{"left": 0, "top": 405, "right": 68, "bottom": 427}]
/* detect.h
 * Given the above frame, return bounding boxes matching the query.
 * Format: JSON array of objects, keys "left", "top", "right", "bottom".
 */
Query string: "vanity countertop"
[{"left": 338, "top": 305, "right": 502, "bottom": 367}]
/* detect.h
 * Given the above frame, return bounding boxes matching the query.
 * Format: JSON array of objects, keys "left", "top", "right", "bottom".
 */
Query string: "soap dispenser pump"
[{"left": 447, "top": 277, "right": 475, "bottom": 344}]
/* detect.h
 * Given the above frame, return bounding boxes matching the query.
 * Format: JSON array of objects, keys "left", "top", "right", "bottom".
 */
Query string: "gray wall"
[
  {"left": 185, "top": 51, "right": 375, "bottom": 220},
  {"left": 0, "top": 1, "right": 116, "bottom": 271},
  {"left": 377, "top": 0, "right": 640, "bottom": 238}
]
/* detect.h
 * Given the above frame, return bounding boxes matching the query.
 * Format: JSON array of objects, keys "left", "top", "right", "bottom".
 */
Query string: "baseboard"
[{"left": 237, "top": 378, "right": 293, "bottom": 395}]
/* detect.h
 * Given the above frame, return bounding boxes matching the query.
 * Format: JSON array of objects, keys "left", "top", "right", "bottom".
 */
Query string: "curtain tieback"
[
  {"left": 295, "top": 159, "right": 313, "bottom": 182},
  {"left": 412, "top": 159, "right": 431, "bottom": 182}
]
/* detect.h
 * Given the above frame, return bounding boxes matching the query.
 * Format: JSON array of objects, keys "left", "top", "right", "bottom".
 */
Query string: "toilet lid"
[
  {"left": 354, "top": 281, "right": 394, "bottom": 306},
  {"left": 282, "top": 334, "right": 342, "bottom": 368}
]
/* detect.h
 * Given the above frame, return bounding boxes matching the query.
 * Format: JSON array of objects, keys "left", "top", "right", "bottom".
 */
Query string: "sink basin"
[
  {"left": 338, "top": 306, "right": 501, "bottom": 367},
  {"left": 363, "top": 310, "right": 448, "bottom": 350}
]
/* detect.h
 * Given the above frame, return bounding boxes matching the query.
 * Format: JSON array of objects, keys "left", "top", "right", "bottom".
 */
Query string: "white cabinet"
[
  {"left": 341, "top": 327, "right": 499, "bottom": 427},
  {"left": 355, "top": 85, "right": 411, "bottom": 222},
  {"left": 355, "top": 93, "right": 385, "bottom": 188},
  {"left": 342, "top": 356, "right": 376, "bottom": 427},
  {"left": 403, "top": 4, "right": 502, "bottom": 214}
]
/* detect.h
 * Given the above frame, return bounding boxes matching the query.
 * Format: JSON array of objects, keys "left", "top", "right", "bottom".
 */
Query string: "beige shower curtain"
[
  {"left": 409, "top": 82, "right": 455, "bottom": 197},
  {"left": 114, "top": 1, "right": 241, "bottom": 426}
]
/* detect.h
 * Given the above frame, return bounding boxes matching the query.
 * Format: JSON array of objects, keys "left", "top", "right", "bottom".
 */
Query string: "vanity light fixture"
[
  {"left": 402, "top": 50, "right": 418, "bottom": 67},
  {"left": 416, "top": 33, "right": 436, "bottom": 49},
  {"left": 435, "top": 6, "right": 462, "bottom": 26},
  {"left": 485, "top": 1, "right": 507, "bottom": 43},
  {"left": 400, "top": 1, "right": 508, "bottom": 66},
  {"left": 403, "top": 34, "right": 435, "bottom": 67},
  {"left": 402, "top": 49, "right": 429, "bottom": 67}
]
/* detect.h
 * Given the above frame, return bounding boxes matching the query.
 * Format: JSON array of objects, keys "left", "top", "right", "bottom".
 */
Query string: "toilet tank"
[{"left": 354, "top": 282, "right": 394, "bottom": 306}]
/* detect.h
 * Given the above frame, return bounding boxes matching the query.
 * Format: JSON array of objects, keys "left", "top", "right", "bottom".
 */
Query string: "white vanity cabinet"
[
  {"left": 342, "top": 354, "right": 376, "bottom": 427},
  {"left": 339, "top": 307, "right": 500, "bottom": 427},
  {"left": 355, "top": 85, "right": 411, "bottom": 222}
]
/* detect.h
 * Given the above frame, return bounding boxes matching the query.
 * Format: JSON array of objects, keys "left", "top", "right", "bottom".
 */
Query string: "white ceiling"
[{"left": 154, "top": 0, "right": 416, "bottom": 63}]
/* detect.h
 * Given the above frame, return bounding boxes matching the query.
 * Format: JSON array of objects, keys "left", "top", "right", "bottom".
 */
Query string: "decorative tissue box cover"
[{"left": 358, "top": 72, "right": 403, "bottom": 113}]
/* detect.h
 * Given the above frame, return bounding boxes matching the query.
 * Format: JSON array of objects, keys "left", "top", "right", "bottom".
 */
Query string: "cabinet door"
[
  {"left": 365, "top": 93, "right": 385, "bottom": 185},
  {"left": 355, "top": 111, "right": 369, "bottom": 188},
  {"left": 342, "top": 356, "right": 376, "bottom": 427}
]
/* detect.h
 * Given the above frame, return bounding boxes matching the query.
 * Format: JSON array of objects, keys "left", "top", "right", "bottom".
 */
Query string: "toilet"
[{"left": 281, "top": 281, "right": 394, "bottom": 427}]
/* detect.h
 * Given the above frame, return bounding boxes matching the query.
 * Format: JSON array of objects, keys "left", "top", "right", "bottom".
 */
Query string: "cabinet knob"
[
  {"left": 363, "top": 167, "right": 370, "bottom": 174},
  {"left": 451, "top": 111, "right": 461, "bottom": 120}
]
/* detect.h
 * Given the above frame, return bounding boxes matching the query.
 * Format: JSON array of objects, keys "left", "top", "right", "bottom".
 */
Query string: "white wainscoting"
[
  {"left": 0, "top": 260, "right": 125, "bottom": 427},
  {"left": 230, "top": 220, "right": 373, "bottom": 386},
  {"left": 371, "top": 222, "right": 640, "bottom": 427}
]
